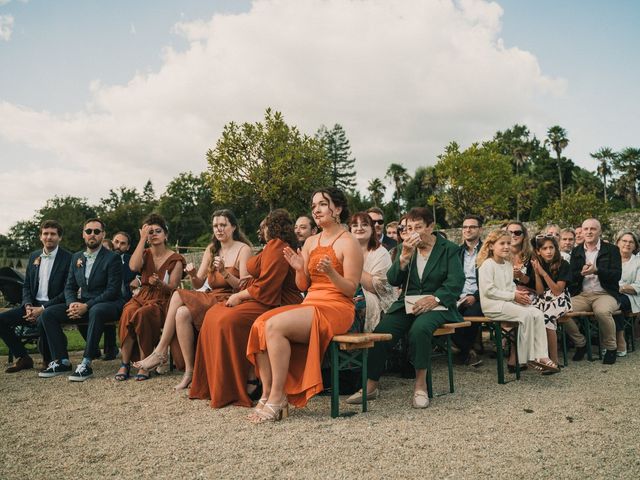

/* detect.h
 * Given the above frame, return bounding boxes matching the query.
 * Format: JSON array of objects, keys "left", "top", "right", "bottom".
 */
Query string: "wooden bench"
[
  {"left": 465, "top": 316, "right": 520, "bottom": 384},
  {"left": 329, "top": 332, "right": 392, "bottom": 418},
  {"left": 426, "top": 321, "right": 471, "bottom": 398}
]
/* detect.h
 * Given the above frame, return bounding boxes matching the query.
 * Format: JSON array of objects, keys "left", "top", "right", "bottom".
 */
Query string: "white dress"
[{"left": 362, "top": 246, "right": 397, "bottom": 332}]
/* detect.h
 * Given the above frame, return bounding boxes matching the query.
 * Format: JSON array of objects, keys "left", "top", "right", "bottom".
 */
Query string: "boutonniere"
[
  {"left": 77, "top": 258, "right": 84, "bottom": 268},
  {"left": 34, "top": 257, "right": 41, "bottom": 266}
]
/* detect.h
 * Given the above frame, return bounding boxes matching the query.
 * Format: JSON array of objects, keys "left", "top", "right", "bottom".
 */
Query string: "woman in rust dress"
[
  {"left": 246, "top": 188, "right": 363, "bottom": 422},
  {"left": 133, "top": 209, "right": 252, "bottom": 389},
  {"left": 116, "top": 214, "right": 185, "bottom": 381},
  {"left": 190, "top": 209, "right": 302, "bottom": 408}
]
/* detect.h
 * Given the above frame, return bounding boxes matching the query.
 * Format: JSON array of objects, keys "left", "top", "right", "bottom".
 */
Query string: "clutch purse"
[{"left": 404, "top": 295, "right": 447, "bottom": 314}]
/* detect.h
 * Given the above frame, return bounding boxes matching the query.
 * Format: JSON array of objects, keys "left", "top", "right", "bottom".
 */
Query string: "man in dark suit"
[
  {"left": 0, "top": 220, "right": 72, "bottom": 373},
  {"left": 348, "top": 207, "right": 464, "bottom": 409},
  {"left": 38, "top": 218, "right": 123, "bottom": 381},
  {"left": 452, "top": 214, "right": 484, "bottom": 366},
  {"left": 564, "top": 218, "right": 621, "bottom": 364},
  {"left": 367, "top": 207, "right": 397, "bottom": 251}
]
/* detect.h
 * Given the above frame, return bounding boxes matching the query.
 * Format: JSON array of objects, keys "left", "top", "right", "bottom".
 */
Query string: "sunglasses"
[
  {"left": 84, "top": 228, "right": 103, "bottom": 235},
  {"left": 508, "top": 230, "right": 523, "bottom": 237},
  {"left": 372, "top": 219, "right": 385, "bottom": 225}
]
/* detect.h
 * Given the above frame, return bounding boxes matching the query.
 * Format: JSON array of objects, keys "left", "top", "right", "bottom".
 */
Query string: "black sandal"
[
  {"left": 114, "top": 362, "right": 131, "bottom": 381},
  {"left": 247, "top": 378, "right": 263, "bottom": 401}
]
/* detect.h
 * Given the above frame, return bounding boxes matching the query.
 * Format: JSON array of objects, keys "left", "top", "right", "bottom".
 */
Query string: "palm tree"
[
  {"left": 590, "top": 147, "right": 615, "bottom": 203},
  {"left": 613, "top": 147, "right": 640, "bottom": 208},
  {"left": 367, "top": 178, "right": 386, "bottom": 206},
  {"left": 385, "top": 163, "right": 411, "bottom": 217},
  {"left": 545, "top": 126, "right": 569, "bottom": 200}
]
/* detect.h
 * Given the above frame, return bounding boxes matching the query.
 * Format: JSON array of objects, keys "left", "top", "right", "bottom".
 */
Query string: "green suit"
[{"left": 369, "top": 234, "right": 464, "bottom": 380}]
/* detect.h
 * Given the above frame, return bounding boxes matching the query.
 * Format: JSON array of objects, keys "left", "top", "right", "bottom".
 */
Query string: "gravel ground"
[{"left": 1, "top": 349, "right": 639, "bottom": 479}]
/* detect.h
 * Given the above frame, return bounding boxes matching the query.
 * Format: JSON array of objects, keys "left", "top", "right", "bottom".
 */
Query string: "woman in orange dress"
[
  {"left": 190, "top": 209, "right": 302, "bottom": 408},
  {"left": 116, "top": 214, "right": 185, "bottom": 381},
  {"left": 133, "top": 209, "right": 252, "bottom": 389},
  {"left": 246, "top": 188, "right": 363, "bottom": 422}
]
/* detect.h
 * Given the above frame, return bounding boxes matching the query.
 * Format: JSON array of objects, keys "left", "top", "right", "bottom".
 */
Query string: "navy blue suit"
[
  {"left": 0, "top": 248, "right": 71, "bottom": 360},
  {"left": 38, "top": 247, "right": 123, "bottom": 361}
]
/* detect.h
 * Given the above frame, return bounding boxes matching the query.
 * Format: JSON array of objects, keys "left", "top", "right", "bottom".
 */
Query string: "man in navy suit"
[
  {"left": 38, "top": 218, "right": 123, "bottom": 381},
  {"left": 0, "top": 220, "right": 72, "bottom": 373},
  {"left": 367, "top": 207, "right": 397, "bottom": 251}
]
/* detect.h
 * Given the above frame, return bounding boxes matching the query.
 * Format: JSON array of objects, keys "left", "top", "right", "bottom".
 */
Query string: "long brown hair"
[
  {"left": 506, "top": 221, "right": 531, "bottom": 264},
  {"left": 531, "top": 235, "right": 562, "bottom": 277},
  {"left": 209, "top": 209, "right": 252, "bottom": 271}
]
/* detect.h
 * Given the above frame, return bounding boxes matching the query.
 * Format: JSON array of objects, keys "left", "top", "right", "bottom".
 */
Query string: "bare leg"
[
  {"left": 255, "top": 352, "right": 271, "bottom": 400},
  {"left": 414, "top": 368, "right": 427, "bottom": 392},
  {"left": 264, "top": 307, "right": 315, "bottom": 405},
  {"left": 175, "top": 305, "right": 195, "bottom": 373},
  {"left": 120, "top": 335, "right": 135, "bottom": 364},
  {"left": 616, "top": 330, "right": 627, "bottom": 352}
]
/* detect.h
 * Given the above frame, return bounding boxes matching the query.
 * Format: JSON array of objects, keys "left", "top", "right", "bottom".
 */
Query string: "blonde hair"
[{"left": 477, "top": 229, "right": 512, "bottom": 268}]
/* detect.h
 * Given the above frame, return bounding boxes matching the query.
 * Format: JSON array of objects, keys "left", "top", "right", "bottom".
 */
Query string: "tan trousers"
[{"left": 564, "top": 291, "right": 619, "bottom": 351}]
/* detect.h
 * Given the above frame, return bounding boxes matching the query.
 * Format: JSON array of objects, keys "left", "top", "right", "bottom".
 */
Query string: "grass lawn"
[{"left": 0, "top": 328, "right": 101, "bottom": 356}]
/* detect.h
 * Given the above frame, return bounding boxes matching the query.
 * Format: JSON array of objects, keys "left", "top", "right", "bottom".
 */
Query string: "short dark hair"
[
  {"left": 84, "top": 218, "right": 105, "bottom": 230},
  {"left": 40, "top": 220, "right": 63, "bottom": 237},
  {"left": 462, "top": 214, "right": 483, "bottom": 227},
  {"left": 142, "top": 213, "right": 169, "bottom": 233},
  {"left": 297, "top": 215, "right": 317, "bottom": 231},
  {"left": 366, "top": 206, "right": 384, "bottom": 217},
  {"left": 349, "top": 212, "right": 380, "bottom": 251},
  {"left": 114, "top": 231, "right": 131, "bottom": 244},
  {"left": 405, "top": 207, "right": 434, "bottom": 226}
]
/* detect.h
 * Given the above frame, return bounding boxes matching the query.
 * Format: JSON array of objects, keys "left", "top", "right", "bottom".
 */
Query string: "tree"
[
  {"left": 590, "top": 147, "right": 616, "bottom": 203},
  {"left": 385, "top": 163, "right": 411, "bottom": 217},
  {"left": 435, "top": 142, "right": 515, "bottom": 225},
  {"left": 316, "top": 124, "right": 357, "bottom": 192},
  {"left": 538, "top": 192, "right": 610, "bottom": 232},
  {"left": 96, "top": 185, "right": 159, "bottom": 243},
  {"left": 158, "top": 172, "right": 214, "bottom": 246},
  {"left": 207, "top": 109, "right": 330, "bottom": 216},
  {"left": 612, "top": 147, "right": 640, "bottom": 209},
  {"left": 545, "top": 126, "right": 570, "bottom": 200},
  {"left": 367, "top": 178, "right": 386, "bottom": 206}
]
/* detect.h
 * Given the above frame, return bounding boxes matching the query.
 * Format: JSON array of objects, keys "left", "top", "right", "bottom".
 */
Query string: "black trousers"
[
  {"left": 452, "top": 301, "right": 483, "bottom": 356},
  {"left": 38, "top": 301, "right": 122, "bottom": 361},
  {"left": 77, "top": 324, "right": 117, "bottom": 356},
  {"left": 0, "top": 305, "right": 51, "bottom": 361}
]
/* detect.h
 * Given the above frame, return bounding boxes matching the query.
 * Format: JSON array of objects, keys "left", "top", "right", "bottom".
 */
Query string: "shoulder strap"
[{"left": 329, "top": 230, "right": 347, "bottom": 247}]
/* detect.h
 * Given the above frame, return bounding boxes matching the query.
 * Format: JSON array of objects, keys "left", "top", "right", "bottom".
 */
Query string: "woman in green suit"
[{"left": 347, "top": 207, "right": 464, "bottom": 409}]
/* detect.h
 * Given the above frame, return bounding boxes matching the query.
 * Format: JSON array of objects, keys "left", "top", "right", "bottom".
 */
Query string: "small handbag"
[{"left": 402, "top": 251, "right": 446, "bottom": 315}]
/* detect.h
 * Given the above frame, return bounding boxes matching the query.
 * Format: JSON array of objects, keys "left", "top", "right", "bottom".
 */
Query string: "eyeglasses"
[
  {"left": 350, "top": 223, "right": 371, "bottom": 230},
  {"left": 84, "top": 228, "right": 103, "bottom": 235},
  {"left": 462, "top": 225, "right": 479, "bottom": 230},
  {"left": 371, "top": 219, "right": 384, "bottom": 225},
  {"left": 508, "top": 230, "right": 523, "bottom": 237}
]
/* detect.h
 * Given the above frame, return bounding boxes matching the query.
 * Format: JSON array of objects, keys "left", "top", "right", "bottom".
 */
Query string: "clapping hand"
[
  {"left": 148, "top": 273, "right": 160, "bottom": 286},
  {"left": 581, "top": 262, "right": 596, "bottom": 277},
  {"left": 184, "top": 262, "right": 196, "bottom": 277},
  {"left": 531, "top": 259, "right": 544, "bottom": 276},
  {"left": 283, "top": 247, "right": 305, "bottom": 271},
  {"left": 315, "top": 254, "right": 336, "bottom": 276},
  {"left": 213, "top": 256, "right": 225, "bottom": 272}
]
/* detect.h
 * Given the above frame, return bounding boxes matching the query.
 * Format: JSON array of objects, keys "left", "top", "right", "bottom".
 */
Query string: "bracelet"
[{"left": 222, "top": 272, "right": 230, "bottom": 280}]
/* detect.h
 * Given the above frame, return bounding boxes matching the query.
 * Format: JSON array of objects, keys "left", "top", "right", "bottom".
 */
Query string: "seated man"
[
  {"left": 347, "top": 207, "right": 464, "bottom": 409},
  {"left": 38, "top": 218, "right": 123, "bottom": 381},
  {"left": 367, "top": 207, "right": 397, "bottom": 251},
  {"left": 294, "top": 215, "right": 317, "bottom": 248},
  {"left": 452, "top": 214, "right": 483, "bottom": 366},
  {"left": 559, "top": 228, "right": 575, "bottom": 262},
  {"left": 564, "top": 218, "right": 621, "bottom": 364},
  {"left": 0, "top": 220, "right": 71, "bottom": 373}
]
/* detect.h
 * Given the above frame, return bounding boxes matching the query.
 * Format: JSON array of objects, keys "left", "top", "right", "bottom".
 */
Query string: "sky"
[{"left": 0, "top": 0, "right": 638, "bottom": 234}]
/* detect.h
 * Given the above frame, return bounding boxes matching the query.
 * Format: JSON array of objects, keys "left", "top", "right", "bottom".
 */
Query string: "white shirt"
[
  {"left": 560, "top": 251, "right": 571, "bottom": 263},
  {"left": 35, "top": 247, "right": 58, "bottom": 302},
  {"left": 582, "top": 239, "right": 604, "bottom": 293},
  {"left": 84, "top": 246, "right": 102, "bottom": 281},
  {"left": 416, "top": 249, "right": 432, "bottom": 281}
]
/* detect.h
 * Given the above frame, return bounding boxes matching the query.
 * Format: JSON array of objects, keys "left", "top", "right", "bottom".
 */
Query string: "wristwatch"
[{"left": 434, "top": 296, "right": 441, "bottom": 304}]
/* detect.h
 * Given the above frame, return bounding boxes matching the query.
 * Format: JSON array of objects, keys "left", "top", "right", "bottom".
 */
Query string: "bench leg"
[
  {"left": 446, "top": 335, "right": 454, "bottom": 394},
  {"left": 494, "top": 324, "right": 505, "bottom": 384},
  {"left": 330, "top": 342, "right": 339, "bottom": 418},
  {"left": 559, "top": 323, "right": 568, "bottom": 367},
  {"left": 581, "top": 317, "right": 594, "bottom": 362},
  {"left": 361, "top": 349, "right": 368, "bottom": 413},
  {"left": 426, "top": 350, "right": 433, "bottom": 399}
]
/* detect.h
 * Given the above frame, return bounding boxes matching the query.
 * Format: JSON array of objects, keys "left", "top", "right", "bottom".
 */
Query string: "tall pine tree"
[{"left": 317, "top": 124, "right": 357, "bottom": 192}]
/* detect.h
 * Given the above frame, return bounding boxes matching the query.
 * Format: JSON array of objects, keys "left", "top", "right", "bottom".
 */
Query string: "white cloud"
[
  {"left": 0, "top": 14, "right": 14, "bottom": 41},
  {"left": 0, "top": 0, "right": 565, "bottom": 232},
  {"left": 130, "top": 22, "right": 136, "bottom": 34}
]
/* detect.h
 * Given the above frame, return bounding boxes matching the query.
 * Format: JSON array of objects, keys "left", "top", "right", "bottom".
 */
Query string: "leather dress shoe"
[
  {"left": 5, "top": 356, "right": 34, "bottom": 373},
  {"left": 603, "top": 349, "right": 617, "bottom": 365},
  {"left": 572, "top": 346, "right": 587, "bottom": 361}
]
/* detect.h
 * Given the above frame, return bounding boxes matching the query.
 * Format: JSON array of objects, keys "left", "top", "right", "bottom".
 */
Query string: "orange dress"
[
  {"left": 246, "top": 232, "right": 355, "bottom": 408},
  {"left": 170, "top": 247, "right": 246, "bottom": 371},
  {"left": 190, "top": 238, "right": 302, "bottom": 408},
  {"left": 118, "top": 249, "right": 185, "bottom": 362}
]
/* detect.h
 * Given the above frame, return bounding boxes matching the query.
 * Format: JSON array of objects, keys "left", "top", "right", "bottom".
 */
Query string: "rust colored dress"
[
  {"left": 170, "top": 247, "right": 247, "bottom": 371},
  {"left": 247, "top": 231, "right": 355, "bottom": 408},
  {"left": 190, "top": 238, "right": 301, "bottom": 408},
  {"left": 118, "top": 249, "right": 185, "bottom": 362}
]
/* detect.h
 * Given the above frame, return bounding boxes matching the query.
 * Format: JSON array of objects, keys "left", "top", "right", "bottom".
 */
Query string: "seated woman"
[
  {"left": 347, "top": 207, "right": 464, "bottom": 409},
  {"left": 116, "top": 214, "right": 185, "bottom": 381},
  {"left": 133, "top": 210, "right": 252, "bottom": 389},
  {"left": 530, "top": 234, "right": 572, "bottom": 365},
  {"left": 478, "top": 229, "right": 559, "bottom": 374},
  {"left": 349, "top": 212, "right": 396, "bottom": 333},
  {"left": 189, "top": 209, "right": 302, "bottom": 407},
  {"left": 615, "top": 230, "right": 640, "bottom": 356},
  {"left": 246, "top": 187, "right": 363, "bottom": 422}
]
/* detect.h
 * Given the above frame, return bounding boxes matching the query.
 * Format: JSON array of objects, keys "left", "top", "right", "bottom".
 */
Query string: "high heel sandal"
[
  {"left": 114, "top": 362, "right": 131, "bottom": 381},
  {"left": 251, "top": 397, "right": 289, "bottom": 423},
  {"left": 133, "top": 350, "right": 167, "bottom": 371},
  {"left": 174, "top": 371, "right": 193, "bottom": 391}
]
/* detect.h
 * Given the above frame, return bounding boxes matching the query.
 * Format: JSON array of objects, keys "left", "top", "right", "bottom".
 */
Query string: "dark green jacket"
[{"left": 386, "top": 235, "right": 465, "bottom": 321}]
